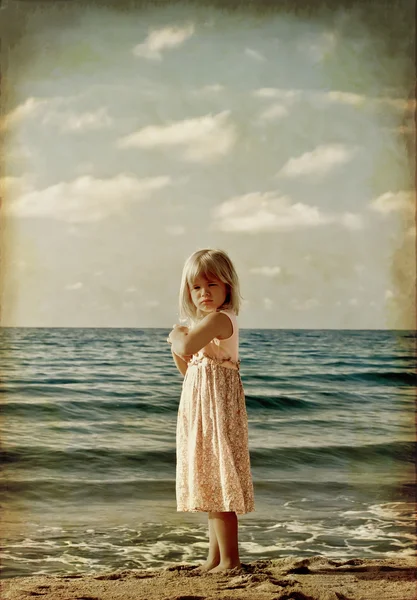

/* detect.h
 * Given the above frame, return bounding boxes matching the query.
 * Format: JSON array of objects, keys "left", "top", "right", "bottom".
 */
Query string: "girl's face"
[{"left": 189, "top": 273, "right": 228, "bottom": 314}]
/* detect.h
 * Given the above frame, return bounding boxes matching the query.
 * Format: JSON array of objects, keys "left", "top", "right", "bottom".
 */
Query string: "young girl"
[{"left": 167, "top": 248, "right": 255, "bottom": 574}]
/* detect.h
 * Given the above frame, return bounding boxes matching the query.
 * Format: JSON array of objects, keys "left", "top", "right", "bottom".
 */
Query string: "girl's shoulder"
[
  {"left": 217, "top": 307, "right": 237, "bottom": 322},
  {"left": 216, "top": 308, "right": 238, "bottom": 339}
]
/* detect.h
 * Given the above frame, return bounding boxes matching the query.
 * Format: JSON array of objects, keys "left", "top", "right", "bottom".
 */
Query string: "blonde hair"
[{"left": 179, "top": 248, "right": 242, "bottom": 325}]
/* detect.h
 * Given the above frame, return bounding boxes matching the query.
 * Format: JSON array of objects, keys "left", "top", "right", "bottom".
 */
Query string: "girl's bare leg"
[
  {"left": 208, "top": 511, "right": 241, "bottom": 572},
  {"left": 194, "top": 514, "right": 220, "bottom": 572}
]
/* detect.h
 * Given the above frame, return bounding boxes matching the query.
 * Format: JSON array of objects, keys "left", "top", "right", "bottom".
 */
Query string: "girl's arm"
[
  {"left": 169, "top": 312, "right": 233, "bottom": 357},
  {"left": 171, "top": 348, "right": 190, "bottom": 377}
]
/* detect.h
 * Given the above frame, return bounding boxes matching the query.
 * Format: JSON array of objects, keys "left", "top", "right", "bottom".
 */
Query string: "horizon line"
[{"left": 0, "top": 326, "right": 415, "bottom": 332}]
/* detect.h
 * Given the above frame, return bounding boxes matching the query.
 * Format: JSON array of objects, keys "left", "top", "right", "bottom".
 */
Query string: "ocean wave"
[
  {"left": 3, "top": 477, "right": 415, "bottom": 496},
  {"left": 245, "top": 394, "right": 317, "bottom": 411},
  {"left": 0, "top": 396, "right": 180, "bottom": 418},
  {"left": 250, "top": 441, "right": 416, "bottom": 467},
  {"left": 1, "top": 441, "right": 414, "bottom": 474}
]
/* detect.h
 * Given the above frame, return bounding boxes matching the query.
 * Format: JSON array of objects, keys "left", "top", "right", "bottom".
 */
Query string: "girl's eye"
[{"left": 209, "top": 284, "right": 217, "bottom": 286}]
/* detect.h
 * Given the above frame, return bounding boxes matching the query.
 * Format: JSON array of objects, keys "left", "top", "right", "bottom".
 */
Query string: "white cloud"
[
  {"left": 245, "top": 48, "right": 266, "bottom": 61},
  {"left": 1, "top": 176, "right": 37, "bottom": 207},
  {"left": 6, "top": 174, "right": 172, "bottom": 222},
  {"left": 329, "top": 92, "right": 411, "bottom": 110},
  {"left": 2, "top": 97, "right": 47, "bottom": 128},
  {"left": 277, "top": 144, "right": 356, "bottom": 178},
  {"left": 385, "top": 289, "right": 395, "bottom": 299},
  {"left": 250, "top": 266, "right": 281, "bottom": 277},
  {"left": 212, "top": 191, "right": 332, "bottom": 233},
  {"left": 325, "top": 91, "right": 366, "bottom": 106},
  {"left": 340, "top": 212, "right": 364, "bottom": 230},
  {"left": 66, "top": 282, "right": 83, "bottom": 291},
  {"left": 3, "top": 95, "right": 113, "bottom": 135},
  {"left": 118, "top": 111, "right": 236, "bottom": 163},
  {"left": 253, "top": 87, "right": 411, "bottom": 113},
  {"left": 254, "top": 88, "right": 302, "bottom": 102},
  {"left": 369, "top": 191, "right": 415, "bottom": 216},
  {"left": 213, "top": 191, "right": 362, "bottom": 233},
  {"left": 263, "top": 297, "right": 273, "bottom": 310},
  {"left": 378, "top": 97, "right": 415, "bottom": 111},
  {"left": 44, "top": 107, "right": 113, "bottom": 133},
  {"left": 349, "top": 298, "right": 358, "bottom": 306},
  {"left": 133, "top": 23, "right": 195, "bottom": 60},
  {"left": 1, "top": 176, "right": 27, "bottom": 195},
  {"left": 319, "top": 91, "right": 413, "bottom": 111},
  {"left": 258, "top": 103, "right": 289, "bottom": 122}
]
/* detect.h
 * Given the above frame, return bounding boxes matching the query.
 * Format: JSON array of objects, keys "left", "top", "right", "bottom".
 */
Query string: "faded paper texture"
[{"left": 0, "top": 0, "right": 415, "bottom": 579}]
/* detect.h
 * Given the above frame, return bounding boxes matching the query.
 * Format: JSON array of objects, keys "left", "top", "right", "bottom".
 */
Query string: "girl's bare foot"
[
  {"left": 209, "top": 560, "right": 241, "bottom": 573},
  {"left": 193, "top": 516, "right": 221, "bottom": 574},
  {"left": 193, "top": 558, "right": 220, "bottom": 573}
]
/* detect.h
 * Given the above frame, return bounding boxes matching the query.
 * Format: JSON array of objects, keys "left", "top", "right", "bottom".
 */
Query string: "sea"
[{"left": 0, "top": 327, "right": 415, "bottom": 578}]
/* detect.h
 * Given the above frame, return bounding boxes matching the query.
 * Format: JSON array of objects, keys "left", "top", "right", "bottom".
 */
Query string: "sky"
[{"left": 1, "top": 0, "right": 415, "bottom": 329}]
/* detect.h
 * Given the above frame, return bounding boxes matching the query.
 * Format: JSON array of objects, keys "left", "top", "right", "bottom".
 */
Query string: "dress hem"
[{"left": 177, "top": 506, "right": 255, "bottom": 515}]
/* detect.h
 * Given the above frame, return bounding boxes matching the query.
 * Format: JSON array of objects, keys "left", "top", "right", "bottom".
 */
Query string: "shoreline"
[{"left": 2, "top": 556, "right": 416, "bottom": 600}]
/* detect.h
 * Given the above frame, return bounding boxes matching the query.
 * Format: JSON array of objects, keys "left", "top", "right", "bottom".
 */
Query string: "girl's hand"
[
  {"left": 173, "top": 324, "right": 189, "bottom": 333},
  {"left": 167, "top": 324, "right": 189, "bottom": 344},
  {"left": 167, "top": 327, "right": 192, "bottom": 360}
]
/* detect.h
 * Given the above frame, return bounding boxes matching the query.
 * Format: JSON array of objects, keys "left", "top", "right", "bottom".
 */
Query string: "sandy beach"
[{"left": 2, "top": 556, "right": 416, "bottom": 600}]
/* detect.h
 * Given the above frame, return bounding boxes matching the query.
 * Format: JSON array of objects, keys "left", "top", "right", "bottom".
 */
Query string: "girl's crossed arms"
[{"left": 167, "top": 311, "right": 233, "bottom": 360}]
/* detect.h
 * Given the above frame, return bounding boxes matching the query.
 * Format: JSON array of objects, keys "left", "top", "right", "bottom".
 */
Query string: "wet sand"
[{"left": 2, "top": 555, "right": 416, "bottom": 600}]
